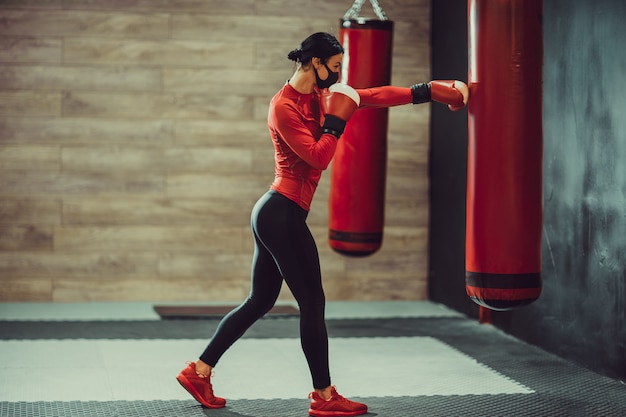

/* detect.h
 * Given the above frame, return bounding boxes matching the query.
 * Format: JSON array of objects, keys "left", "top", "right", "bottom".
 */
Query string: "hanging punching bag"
[
  {"left": 466, "top": 0, "right": 544, "bottom": 310},
  {"left": 329, "top": 0, "right": 393, "bottom": 256}
]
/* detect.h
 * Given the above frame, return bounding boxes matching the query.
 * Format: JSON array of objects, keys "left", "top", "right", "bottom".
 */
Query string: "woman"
[{"left": 176, "top": 32, "right": 468, "bottom": 417}]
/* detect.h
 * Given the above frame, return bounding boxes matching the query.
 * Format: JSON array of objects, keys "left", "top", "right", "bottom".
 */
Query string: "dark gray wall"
[
  {"left": 429, "top": 0, "right": 474, "bottom": 315},
  {"left": 429, "top": 0, "right": 626, "bottom": 381}
]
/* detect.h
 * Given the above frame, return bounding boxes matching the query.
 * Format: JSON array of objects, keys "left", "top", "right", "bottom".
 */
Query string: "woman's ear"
[{"left": 311, "top": 57, "right": 321, "bottom": 69}]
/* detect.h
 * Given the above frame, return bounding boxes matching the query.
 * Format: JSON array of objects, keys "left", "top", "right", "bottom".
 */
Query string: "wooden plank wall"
[{"left": 0, "top": 0, "right": 431, "bottom": 302}]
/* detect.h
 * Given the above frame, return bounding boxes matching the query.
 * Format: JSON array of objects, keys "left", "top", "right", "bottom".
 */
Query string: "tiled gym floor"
[{"left": 1, "top": 301, "right": 625, "bottom": 416}]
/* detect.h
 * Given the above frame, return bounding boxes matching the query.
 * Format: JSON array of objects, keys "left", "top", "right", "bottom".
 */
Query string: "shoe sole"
[
  {"left": 308, "top": 409, "right": 368, "bottom": 417},
  {"left": 176, "top": 375, "right": 226, "bottom": 409}
]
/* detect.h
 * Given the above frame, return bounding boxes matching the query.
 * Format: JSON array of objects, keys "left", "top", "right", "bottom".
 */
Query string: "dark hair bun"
[{"left": 287, "top": 49, "right": 302, "bottom": 62}]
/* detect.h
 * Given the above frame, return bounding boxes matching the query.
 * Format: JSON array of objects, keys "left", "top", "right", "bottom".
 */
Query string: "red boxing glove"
[
  {"left": 322, "top": 84, "right": 360, "bottom": 139},
  {"left": 411, "top": 80, "right": 469, "bottom": 111}
]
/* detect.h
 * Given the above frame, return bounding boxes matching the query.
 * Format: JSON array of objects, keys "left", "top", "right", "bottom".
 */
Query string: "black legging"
[{"left": 199, "top": 190, "right": 331, "bottom": 389}]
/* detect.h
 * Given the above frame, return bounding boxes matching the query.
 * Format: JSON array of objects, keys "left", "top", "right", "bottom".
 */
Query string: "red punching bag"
[
  {"left": 466, "top": 0, "right": 544, "bottom": 310},
  {"left": 329, "top": 1, "right": 393, "bottom": 256}
]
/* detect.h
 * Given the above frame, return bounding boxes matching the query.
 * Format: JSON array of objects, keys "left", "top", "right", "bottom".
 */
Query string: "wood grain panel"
[
  {"left": 53, "top": 225, "right": 247, "bottom": 251},
  {"left": 253, "top": 96, "right": 274, "bottom": 121},
  {"left": 251, "top": 148, "right": 277, "bottom": 175},
  {"left": 0, "top": 252, "right": 158, "bottom": 278},
  {"left": 0, "top": 65, "right": 162, "bottom": 91},
  {"left": 52, "top": 277, "right": 164, "bottom": 302},
  {"left": 166, "top": 174, "right": 272, "bottom": 203},
  {"left": 385, "top": 198, "right": 430, "bottom": 228},
  {"left": 256, "top": 42, "right": 301, "bottom": 68},
  {"left": 163, "top": 147, "right": 254, "bottom": 173},
  {"left": 323, "top": 272, "right": 427, "bottom": 301},
  {"left": 0, "top": 170, "right": 164, "bottom": 195},
  {"left": 154, "top": 275, "right": 253, "bottom": 302},
  {"left": 0, "top": 198, "right": 61, "bottom": 224},
  {"left": 62, "top": 91, "right": 254, "bottom": 120},
  {"left": 174, "top": 120, "right": 269, "bottom": 146},
  {"left": 61, "top": 146, "right": 254, "bottom": 173},
  {"left": 388, "top": 143, "right": 429, "bottom": 174},
  {"left": 0, "top": 225, "right": 53, "bottom": 250},
  {"left": 62, "top": 0, "right": 255, "bottom": 13},
  {"left": 0, "top": 117, "right": 174, "bottom": 144},
  {"left": 388, "top": 107, "right": 430, "bottom": 136},
  {"left": 394, "top": 19, "right": 431, "bottom": 45},
  {"left": 158, "top": 252, "right": 253, "bottom": 279},
  {"left": 171, "top": 15, "right": 337, "bottom": 42},
  {"left": 0, "top": 91, "right": 61, "bottom": 116},
  {"left": 386, "top": 172, "right": 430, "bottom": 199},
  {"left": 0, "top": 0, "right": 62, "bottom": 9},
  {"left": 0, "top": 10, "right": 169, "bottom": 38},
  {"left": 61, "top": 146, "right": 164, "bottom": 172},
  {"left": 0, "top": 279, "right": 52, "bottom": 301},
  {"left": 163, "top": 68, "right": 286, "bottom": 95},
  {"left": 62, "top": 197, "right": 252, "bottom": 226},
  {"left": 0, "top": 145, "right": 59, "bottom": 170},
  {"left": 390, "top": 98, "right": 431, "bottom": 115},
  {"left": 0, "top": 37, "right": 62, "bottom": 63},
  {"left": 393, "top": 43, "right": 431, "bottom": 74},
  {"left": 64, "top": 38, "right": 254, "bottom": 67}
]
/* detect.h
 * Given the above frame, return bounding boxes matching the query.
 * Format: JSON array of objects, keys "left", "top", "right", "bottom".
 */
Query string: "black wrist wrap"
[
  {"left": 411, "top": 83, "right": 431, "bottom": 104},
  {"left": 322, "top": 115, "right": 346, "bottom": 139}
]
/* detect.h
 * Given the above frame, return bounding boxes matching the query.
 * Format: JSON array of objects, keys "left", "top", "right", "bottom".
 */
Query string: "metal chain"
[
  {"left": 343, "top": 0, "right": 388, "bottom": 21},
  {"left": 369, "top": 0, "right": 388, "bottom": 20}
]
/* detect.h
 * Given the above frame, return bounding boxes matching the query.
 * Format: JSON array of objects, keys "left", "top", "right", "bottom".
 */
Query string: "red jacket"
[{"left": 268, "top": 82, "right": 413, "bottom": 211}]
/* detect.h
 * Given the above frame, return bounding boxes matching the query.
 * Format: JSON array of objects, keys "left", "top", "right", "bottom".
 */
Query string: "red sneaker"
[
  {"left": 176, "top": 362, "right": 226, "bottom": 409},
  {"left": 308, "top": 386, "right": 368, "bottom": 417}
]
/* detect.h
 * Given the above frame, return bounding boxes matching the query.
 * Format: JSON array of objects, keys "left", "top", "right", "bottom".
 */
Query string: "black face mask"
[{"left": 315, "top": 63, "right": 339, "bottom": 89}]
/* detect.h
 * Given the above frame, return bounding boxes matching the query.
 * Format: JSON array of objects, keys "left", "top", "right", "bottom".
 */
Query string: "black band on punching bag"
[{"left": 466, "top": 272, "right": 542, "bottom": 311}]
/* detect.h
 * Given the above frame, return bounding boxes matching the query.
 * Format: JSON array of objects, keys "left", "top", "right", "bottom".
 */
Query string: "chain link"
[{"left": 343, "top": 0, "right": 388, "bottom": 21}]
